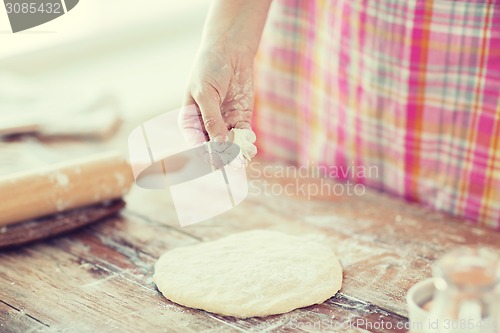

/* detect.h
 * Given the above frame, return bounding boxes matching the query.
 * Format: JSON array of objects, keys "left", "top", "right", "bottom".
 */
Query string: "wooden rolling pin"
[{"left": 0, "top": 152, "right": 134, "bottom": 227}]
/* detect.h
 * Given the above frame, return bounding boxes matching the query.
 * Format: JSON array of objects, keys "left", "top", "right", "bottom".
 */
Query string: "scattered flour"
[
  {"left": 114, "top": 172, "right": 126, "bottom": 187},
  {"left": 55, "top": 199, "right": 68, "bottom": 212},
  {"left": 50, "top": 172, "right": 70, "bottom": 188}
]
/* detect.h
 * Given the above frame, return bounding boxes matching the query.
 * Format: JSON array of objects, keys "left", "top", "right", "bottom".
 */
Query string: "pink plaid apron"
[{"left": 254, "top": 0, "right": 500, "bottom": 229}]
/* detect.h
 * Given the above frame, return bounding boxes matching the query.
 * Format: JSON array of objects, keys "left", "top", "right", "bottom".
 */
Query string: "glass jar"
[{"left": 426, "top": 247, "right": 500, "bottom": 333}]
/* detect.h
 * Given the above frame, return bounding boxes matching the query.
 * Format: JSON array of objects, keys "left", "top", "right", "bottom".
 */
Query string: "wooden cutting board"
[{"left": 0, "top": 199, "right": 126, "bottom": 249}]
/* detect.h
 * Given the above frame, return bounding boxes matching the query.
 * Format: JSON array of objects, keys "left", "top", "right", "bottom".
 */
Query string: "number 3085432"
[{"left": 5, "top": 2, "right": 62, "bottom": 14}]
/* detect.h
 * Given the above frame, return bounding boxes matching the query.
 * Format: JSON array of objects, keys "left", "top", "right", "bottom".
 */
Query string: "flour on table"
[
  {"left": 153, "top": 230, "right": 343, "bottom": 318},
  {"left": 49, "top": 172, "right": 70, "bottom": 188}
]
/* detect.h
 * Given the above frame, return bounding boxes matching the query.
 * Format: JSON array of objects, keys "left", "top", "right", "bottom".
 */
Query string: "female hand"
[
  {"left": 178, "top": 0, "right": 271, "bottom": 163},
  {"left": 179, "top": 44, "right": 255, "bottom": 147}
]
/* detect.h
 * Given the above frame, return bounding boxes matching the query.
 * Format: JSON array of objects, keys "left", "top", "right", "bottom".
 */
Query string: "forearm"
[{"left": 201, "top": 0, "right": 272, "bottom": 55}]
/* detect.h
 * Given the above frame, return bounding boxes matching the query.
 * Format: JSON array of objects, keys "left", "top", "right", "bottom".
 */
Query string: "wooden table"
[{"left": 1, "top": 132, "right": 499, "bottom": 333}]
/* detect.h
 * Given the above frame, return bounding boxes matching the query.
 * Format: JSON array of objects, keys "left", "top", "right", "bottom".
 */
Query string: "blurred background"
[{"left": 0, "top": 0, "right": 209, "bottom": 127}]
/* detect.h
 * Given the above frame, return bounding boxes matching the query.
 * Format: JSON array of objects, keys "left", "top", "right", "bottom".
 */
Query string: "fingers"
[
  {"left": 221, "top": 69, "right": 254, "bottom": 131},
  {"left": 191, "top": 83, "right": 229, "bottom": 142},
  {"left": 221, "top": 108, "right": 253, "bottom": 131},
  {"left": 179, "top": 96, "right": 208, "bottom": 146},
  {"left": 234, "top": 119, "right": 252, "bottom": 130}
]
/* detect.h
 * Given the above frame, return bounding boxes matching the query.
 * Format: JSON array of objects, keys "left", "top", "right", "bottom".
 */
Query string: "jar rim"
[{"left": 432, "top": 247, "right": 500, "bottom": 292}]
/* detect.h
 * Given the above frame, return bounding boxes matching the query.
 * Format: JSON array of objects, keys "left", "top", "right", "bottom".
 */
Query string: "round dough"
[{"left": 153, "top": 230, "right": 342, "bottom": 318}]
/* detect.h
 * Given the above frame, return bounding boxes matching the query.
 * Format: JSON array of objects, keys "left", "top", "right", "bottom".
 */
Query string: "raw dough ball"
[
  {"left": 153, "top": 230, "right": 343, "bottom": 318},
  {"left": 230, "top": 128, "right": 257, "bottom": 162}
]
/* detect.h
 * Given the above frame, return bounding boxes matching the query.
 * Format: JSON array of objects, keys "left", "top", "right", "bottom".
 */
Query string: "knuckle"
[
  {"left": 193, "top": 82, "right": 221, "bottom": 104},
  {"left": 190, "top": 85, "right": 204, "bottom": 101},
  {"left": 204, "top": 117, "right": 218, "bottom": 132}
]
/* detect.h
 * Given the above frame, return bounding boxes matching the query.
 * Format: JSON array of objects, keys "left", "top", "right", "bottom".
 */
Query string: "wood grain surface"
[
  {"left": 0, "top": 200, "right": 125, "bottom": 249},
  {"left": 1, "top": 132, "right": 499, "bottom": 333}
]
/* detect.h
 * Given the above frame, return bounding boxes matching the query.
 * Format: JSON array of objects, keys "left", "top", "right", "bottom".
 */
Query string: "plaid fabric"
[{"left": 254, "top": 0, "right": 500, "bottom": 229}]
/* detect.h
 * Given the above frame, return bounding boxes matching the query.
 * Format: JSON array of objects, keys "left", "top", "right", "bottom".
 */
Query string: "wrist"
[
  {"left": 198, "top": 39, "right": 256, "bottom": 69},
  {"left": 200, "top": 0, "right": 271, "bottom": 57},
  {"left": 201, "top": 33, "right": 259, "bottom": 58}
]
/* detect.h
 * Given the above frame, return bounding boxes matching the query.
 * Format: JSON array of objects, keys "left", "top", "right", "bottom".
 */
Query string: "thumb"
[{"left": 193, "top": 84, "right": 229, "bottom": 141}]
